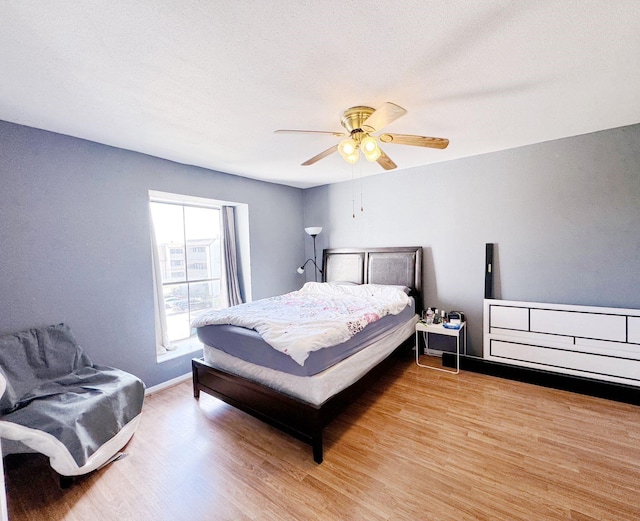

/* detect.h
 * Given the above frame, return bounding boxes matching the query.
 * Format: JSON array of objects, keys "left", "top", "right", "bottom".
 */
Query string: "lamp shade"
[
  {"left": 361, "top": 135, "right": 377, "bottom": 154},
  {"left": 361, "top": 135, "right": 381, "bottom": 162},
  {"left": 338, "top": 138, "right": 357, "bottom": 158},
  {"left": 304, "top": 226, "right": 322, "bottom": 236},
  {"left": 344, "top": 149, "right": 360, "bottom": 164}
]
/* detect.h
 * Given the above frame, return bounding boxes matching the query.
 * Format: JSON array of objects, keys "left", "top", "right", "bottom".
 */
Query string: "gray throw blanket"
[{"left": 0, "top": 323, "right": 145, "bottom": 467}]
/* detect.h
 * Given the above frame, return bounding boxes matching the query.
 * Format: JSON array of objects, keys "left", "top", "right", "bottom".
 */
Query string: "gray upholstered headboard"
[{"left": 322, "top": 246, "right": 423, "bottom": 311}]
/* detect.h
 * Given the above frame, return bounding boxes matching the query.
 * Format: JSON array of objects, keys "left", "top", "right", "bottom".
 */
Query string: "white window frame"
[{"left": 149, "top": 190, "right": 251, "bottom": 362}]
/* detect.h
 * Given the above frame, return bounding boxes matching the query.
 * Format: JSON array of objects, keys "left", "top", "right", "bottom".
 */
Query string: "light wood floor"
[{"left": 5, "top": 352, "right": 640, "bottom": 521}]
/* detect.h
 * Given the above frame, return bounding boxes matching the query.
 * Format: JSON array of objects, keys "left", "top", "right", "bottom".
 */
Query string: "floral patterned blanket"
[{"left": 191, "top": 282, "right": 410, "bottom": 366}]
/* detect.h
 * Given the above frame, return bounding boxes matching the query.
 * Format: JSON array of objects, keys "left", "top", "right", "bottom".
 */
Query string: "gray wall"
[
  {"left": 2, "top": 118, "right": 638, "bottom": 378},
  {"left": 303, "top": 124, "right": 640, "bottom": 356},
  {"left": 0, "top": 120, "right": 304, "bottom": 387}
]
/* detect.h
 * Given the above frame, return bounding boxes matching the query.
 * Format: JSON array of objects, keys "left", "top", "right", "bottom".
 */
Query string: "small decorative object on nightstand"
[{"left": 415, "top": 319, "right": 466, "bottom": 374}]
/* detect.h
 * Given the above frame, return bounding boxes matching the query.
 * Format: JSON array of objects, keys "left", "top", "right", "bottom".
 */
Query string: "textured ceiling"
[{"left": 1, "top": 1, "right": 640, "bottom": 188}]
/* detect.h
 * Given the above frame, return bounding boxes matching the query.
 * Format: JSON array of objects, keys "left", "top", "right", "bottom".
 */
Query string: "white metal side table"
[{"left": 415, "top": 321, "right": 466, "bottom": 374}]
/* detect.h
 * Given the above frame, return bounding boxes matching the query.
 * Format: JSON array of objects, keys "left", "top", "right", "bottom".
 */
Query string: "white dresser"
[{"left": 484, "top": 299, "right": 640, "bottom": 387}]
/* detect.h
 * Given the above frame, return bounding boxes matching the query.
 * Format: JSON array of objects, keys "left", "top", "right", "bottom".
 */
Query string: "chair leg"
[{"left": 59, "top": 475, "right": 74, "bottom": 489}]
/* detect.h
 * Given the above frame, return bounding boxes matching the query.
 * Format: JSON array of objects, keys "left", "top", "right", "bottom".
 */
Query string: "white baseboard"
[{"left": 145, "top": 372, "right": 191, "bottom": 395}]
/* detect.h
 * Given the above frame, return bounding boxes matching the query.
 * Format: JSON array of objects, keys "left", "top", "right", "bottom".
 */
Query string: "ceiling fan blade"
[
  {"left": 361, "top": 102, "right": 407, "bottom": 133},
  {"left": 301, "top": 145, "right": 339, "bottom": 166},
  {"left": 379, "top": 133, "right": 449, "bottom": 149},
  {"left": 376, "top": 148, "right": 397, "bottom": 170},
  {"left": 275, "top": 129, "right": 345, "bottom": 137}
]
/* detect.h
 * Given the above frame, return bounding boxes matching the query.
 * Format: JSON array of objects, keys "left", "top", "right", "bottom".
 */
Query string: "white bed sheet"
[{"left": 203, "top": 314, "right": 418, "bottom": 406}]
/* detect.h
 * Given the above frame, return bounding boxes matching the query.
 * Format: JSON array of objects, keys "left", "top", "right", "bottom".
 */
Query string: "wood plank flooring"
[{"left": 5, "top": 352, "right": 640, "bottom": 521}]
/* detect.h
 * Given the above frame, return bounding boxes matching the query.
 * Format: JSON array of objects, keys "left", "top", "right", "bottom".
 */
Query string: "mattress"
[
  {"left": 197, "top": 299, "right": 416, "bottom": 376},
  {"left": 202, "top": 314, "right": 419, "bottom": 406}
]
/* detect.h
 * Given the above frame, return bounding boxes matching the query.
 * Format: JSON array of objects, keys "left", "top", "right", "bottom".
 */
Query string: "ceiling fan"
[{"left": 275, "top": 102, "right": 449, "bottom": 170}]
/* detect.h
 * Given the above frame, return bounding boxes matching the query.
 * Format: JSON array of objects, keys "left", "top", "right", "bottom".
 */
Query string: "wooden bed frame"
[{"left": 192, "top": 246, "right": 422, "bottom": 463}]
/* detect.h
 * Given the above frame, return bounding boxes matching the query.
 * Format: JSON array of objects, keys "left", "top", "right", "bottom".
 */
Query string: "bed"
[{"left": 191, "top": 246, "right": 422, "bottom": 463}]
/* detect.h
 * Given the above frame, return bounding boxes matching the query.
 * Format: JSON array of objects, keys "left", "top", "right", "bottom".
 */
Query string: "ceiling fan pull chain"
[
  {"left": 351, "top": 164, "right": 356, "bottom": 219},
  {"left": 359, "top": 162, "right": 364, "bottom": 213}
]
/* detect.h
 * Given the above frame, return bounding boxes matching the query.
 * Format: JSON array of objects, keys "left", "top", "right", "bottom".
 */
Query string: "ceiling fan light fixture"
[
  {"left": 338, "top": 137, "right": 357, "bottom": 158},
  {"left": 361, "top": 135, "right": 377, "bottom": 152},
  {"left": 345, "top": 149, "right": 360, "bottom": 164},
  {"left": 361, "top": 135, "right": 381, "bottom": 162},
  {"left": 364, "top": 148, "right": 381, "bottom": 162}
]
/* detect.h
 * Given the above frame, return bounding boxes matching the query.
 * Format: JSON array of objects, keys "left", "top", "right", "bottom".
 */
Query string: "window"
[
  {"left": 149, "top": 190, "right": 251, "bottom": 360},
  {"left": 150, "top": 201, "right": 223, "bottom": 344}
]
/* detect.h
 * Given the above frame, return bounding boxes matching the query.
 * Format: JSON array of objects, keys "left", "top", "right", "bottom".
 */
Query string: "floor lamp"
[{"left": 297, "top": 227, "right": 323, "bottom": 282}]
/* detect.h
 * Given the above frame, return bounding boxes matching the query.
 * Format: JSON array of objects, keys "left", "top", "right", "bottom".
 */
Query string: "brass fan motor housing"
[{"left": 340, "top": 106, "right": 375, "bottom": 134}]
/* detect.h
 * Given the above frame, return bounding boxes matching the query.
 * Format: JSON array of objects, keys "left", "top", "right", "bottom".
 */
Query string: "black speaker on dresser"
[{"left": 485, "top": 243, "right": 494, "bottom": 299}]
